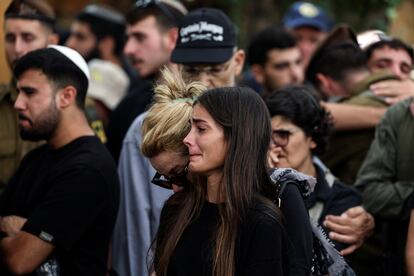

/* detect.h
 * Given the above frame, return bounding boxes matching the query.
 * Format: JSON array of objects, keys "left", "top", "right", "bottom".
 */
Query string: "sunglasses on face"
[
  {"left": 151, "top": 166, "right": 190, "bottom": 190},
  {"left": 271, "top": 129, "right": 298, "bottom": 147}
]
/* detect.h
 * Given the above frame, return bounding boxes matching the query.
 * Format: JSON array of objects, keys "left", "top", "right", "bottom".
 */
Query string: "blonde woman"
[
  {"left": 141, "top": 68, "right": 207, "bottom": 192},
  {"left": 111, "top": 68, "right": 206, "bottom": 275}
]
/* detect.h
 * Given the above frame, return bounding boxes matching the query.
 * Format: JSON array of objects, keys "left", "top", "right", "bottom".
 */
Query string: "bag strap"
[
  {"left": 275, "top": 180, "right": 298, "bottom": 208},
  {"left": 269, "top": 167, "right": 316, "bottom": 208}
]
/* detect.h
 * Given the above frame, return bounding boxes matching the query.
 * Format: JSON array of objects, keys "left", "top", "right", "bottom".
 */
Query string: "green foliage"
[
  {"left": 181, "top": 0, "right": 405, "bottom": 48},
  {"left": 184, "top": 0, "right": 403, "bottom": 30}
]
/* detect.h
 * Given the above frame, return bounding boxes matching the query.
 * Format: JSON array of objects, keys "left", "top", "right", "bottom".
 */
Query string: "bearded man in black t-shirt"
[{"left": 0, "top": 46, "right": 119, "bottom": 276}]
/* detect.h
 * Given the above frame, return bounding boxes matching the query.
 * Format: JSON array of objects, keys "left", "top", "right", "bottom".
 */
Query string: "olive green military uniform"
[
  {"left": 0, "top": 83, "right": 39, "bottom": 190},
  {"left": 321, "top": 71, "right": 396, "bottom": 185},
  {"left": 353, "top": 98, "right": 414, "bottom": 276},
  {"left": 322, "top": 72, "right": 410, "bottom": 276}
]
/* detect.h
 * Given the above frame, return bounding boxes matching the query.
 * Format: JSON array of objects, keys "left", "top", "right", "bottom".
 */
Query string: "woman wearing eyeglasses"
[{"left": 265, "top": 85, "right": 362, "bottom": 251}]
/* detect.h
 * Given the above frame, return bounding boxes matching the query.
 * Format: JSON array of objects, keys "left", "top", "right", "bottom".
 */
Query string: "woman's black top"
[
  {"left": 161, "top": 200, "right": 290, "bottom": 276},
  {"left": 280, "top": 184, "right": 313, "bottom": 275}
]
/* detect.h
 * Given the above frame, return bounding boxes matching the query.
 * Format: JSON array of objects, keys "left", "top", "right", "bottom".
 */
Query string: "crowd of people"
[{"left": 0, "top": 0, "right": 413, "bottom": 275}]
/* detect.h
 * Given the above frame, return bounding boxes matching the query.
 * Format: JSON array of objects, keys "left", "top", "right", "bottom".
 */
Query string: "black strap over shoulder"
[
  {"left": 269, "top": 168, "right": 356, "bottom": 276},
  {"left": 269, "top": 168, "right": 316, "bottom": 207}
]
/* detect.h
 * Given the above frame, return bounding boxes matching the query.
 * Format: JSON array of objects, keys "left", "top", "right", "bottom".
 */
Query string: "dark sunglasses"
[
  {"left": 271, "top": 129, "right": 295, "bottom": 147},
  {"left": 135, "top": 0, "right": 178, "bottom": 23},
  {"left": 151, "top": 167, "right": 190, "bottom": 190}
]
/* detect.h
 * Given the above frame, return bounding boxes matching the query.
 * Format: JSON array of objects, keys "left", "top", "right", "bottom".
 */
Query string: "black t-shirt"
[
  {"left": 0, "top": 136, "right": 120, "bottom": 276},
  {"left": 161, "top": 200, "right": 290, "bottom": 276}
]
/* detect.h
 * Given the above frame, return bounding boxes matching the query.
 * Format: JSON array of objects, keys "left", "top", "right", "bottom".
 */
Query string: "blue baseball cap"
[{"left": 282, "top": 2, "right": 332, "bottom": 32}]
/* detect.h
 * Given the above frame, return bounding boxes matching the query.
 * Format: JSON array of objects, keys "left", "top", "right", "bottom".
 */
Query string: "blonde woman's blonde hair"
[{"left": 141, "top": 67, "right": 207, "bottom": 158}]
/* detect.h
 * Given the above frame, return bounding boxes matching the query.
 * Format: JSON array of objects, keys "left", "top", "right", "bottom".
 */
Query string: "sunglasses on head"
[
  {"left": 135, "top": 0, "right": 178, "bottom": 23},
  {"left": 151, "top": 166, "right": 190, "bottom": 190}
]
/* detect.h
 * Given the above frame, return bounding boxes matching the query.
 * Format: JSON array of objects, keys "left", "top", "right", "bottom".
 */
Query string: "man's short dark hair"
[
  {"left": 247, "top": 27, "right": 297, "bottom": 66},
  {"left": 126, "top": 1, "right": 186, "bottom": 30},
  {"left": 366, "top": 38, "right": 414, "bottom": 64},
  {"left": 76, "top": 7, "right": 126, "bottom": 56},
  {"left": 306, "top": 43, "right": 368, "bottom": 86},
  {"left": 14, "top": 48, "right": 89, "bottom": 109}
]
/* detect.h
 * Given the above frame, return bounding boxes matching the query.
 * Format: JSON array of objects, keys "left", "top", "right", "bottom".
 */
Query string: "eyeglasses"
[
  {"left": 135, "top": 0, "right": 178, "bottom": 23},
  {"left": 271, "top": 129, "right": 299, "bottom": 147},
  {"left": 151, "top": 166, "right": 190, "bottom": 190},
  {"left": 182, "top": 60, "right": 232, "bottom": 79}
]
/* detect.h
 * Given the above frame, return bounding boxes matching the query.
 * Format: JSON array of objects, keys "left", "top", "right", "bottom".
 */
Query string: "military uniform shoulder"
[
  {"left": 0, "top": 83, "right": 12, "bottom": 101},
  {"left": 342, "top": 92, "right": 387, "bottom": 108},
  {"left": 382, "top": 98, "right": 413, "bottom": 126},
  {"left": 351, "top": 70, "right": 397, "bottom": 96},
  {"left": 0, "top": 83, "right": 10, "bottom": 88},
  {"left": 0, "top": 83, "right": 11, "bottom": 93},
  {"left": 388, "top": 97, "right": 412, "bottom": 114},
  {"left": 344, "top": 70, "right": 397, "bottom": 108}
]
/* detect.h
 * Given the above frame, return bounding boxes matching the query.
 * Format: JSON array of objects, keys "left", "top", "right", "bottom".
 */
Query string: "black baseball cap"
[{"left": 171, "top": 8, "right": 236, "bottom": 64}]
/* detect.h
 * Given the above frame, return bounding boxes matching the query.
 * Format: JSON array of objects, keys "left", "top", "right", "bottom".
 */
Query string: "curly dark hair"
[{"left": 264, "top": 85, "right": 333, "bottom": 155}]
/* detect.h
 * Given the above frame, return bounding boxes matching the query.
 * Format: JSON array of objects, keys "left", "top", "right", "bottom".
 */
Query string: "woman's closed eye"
[{"left": 197, "top": 126, "right": 206, "bottom": 133}]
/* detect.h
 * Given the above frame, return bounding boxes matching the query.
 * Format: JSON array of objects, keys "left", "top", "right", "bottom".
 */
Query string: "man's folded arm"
[{"left": 1, "top": 230, "right": 54, "bottom": 275}]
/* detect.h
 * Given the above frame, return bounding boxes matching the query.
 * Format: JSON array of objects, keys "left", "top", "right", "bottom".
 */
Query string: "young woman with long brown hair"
[{"left": 151, "top": 87, "right": 290, "bottom": 276}]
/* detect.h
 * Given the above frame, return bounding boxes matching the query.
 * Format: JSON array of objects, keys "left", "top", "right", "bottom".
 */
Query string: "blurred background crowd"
[{"left": 1, "top": 0, "right": 414, "bottom": 276}]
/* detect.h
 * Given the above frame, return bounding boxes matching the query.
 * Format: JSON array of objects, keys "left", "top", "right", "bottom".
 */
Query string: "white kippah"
[
  {"left": 357, "top": 30, "right": 388, "bottom": 50},
  {"left": 47, "top": 45, "right": 90, "bottom": 80}
]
